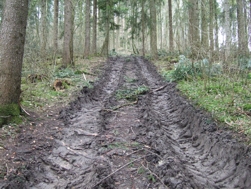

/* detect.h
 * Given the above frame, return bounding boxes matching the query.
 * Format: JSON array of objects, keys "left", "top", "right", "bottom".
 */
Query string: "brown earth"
[{"left": 1, "top": 56, "right": 251, "bottom": 189}]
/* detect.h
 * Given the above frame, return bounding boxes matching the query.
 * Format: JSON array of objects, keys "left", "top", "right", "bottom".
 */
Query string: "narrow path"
[{"left": 1, "top": 56, "right": 251, "bottom": 189}]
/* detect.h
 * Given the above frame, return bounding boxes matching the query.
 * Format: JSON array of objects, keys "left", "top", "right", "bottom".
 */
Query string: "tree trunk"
[
  {"left": 141, "top": 0, "right": 145, "bottom": 56},
  {"left": 209, "top": 0, "right": 214, "bottom": 59},
  {"left": 189, "top": 0, "right": 200, "bottom": 57},
  {"left": 84, "top": 0, "right": 91, "bottom": 57},
  {"left": 116, "top": 16, "right": 120, "bottom": 49},
  {"left": 0, "top": 0, "right": 28, "bottom": 105},
  {"left": 41, "top": 0, "right": 47, "bottom": 56},
  {"left": 149, "top": 0, "right": 158, "bottom": 59},
  {"left": 249, "top": 0, "right": 251, "bottom": 50},
  {"left": 92, "top": 0, "right": 97, "bottom": 54},
  {"left": 224, "top": 0, "right": 231, "bottom": 62},
  {"left": 201, "top": 0, "right": 209, "bottom": 51},
  {"left": 101, "top": 0, "right": 110, "bottom": 57},
  {"left": 62, "top": 0, "right": 74, "bottom": 67},
  {"left": 53, "top": 0, "right": 59, "bottom": 53},
  {"left": 214, "top": 0, "right": 219, "bottom": 52},
  {"left": 168, "top": 0, "right": 173, "bottom": 50},
  {"left": 237, "top": 0, "right": 248, "bottom": 56}
]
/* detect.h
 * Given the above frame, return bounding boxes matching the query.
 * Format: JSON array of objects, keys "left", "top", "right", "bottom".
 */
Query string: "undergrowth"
[
  {"left": 21, "top": 57, "right": 104, "bottom": 111},
  {"left": 155, "top": 55, "right": 251, "bottom": 143}
]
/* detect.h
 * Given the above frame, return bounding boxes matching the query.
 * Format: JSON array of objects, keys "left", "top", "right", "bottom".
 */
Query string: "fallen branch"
[
  {"left": 152, "top": 84, "right": 168, "bottom": 93},
  {"left": 82, "top": 70, "right": 96, "bottom": 76},
  {"left": 20, "top": 105, "right": 30, "bottom": 116},
  {"left": 141, "top": 163, "right": 169, "bottom": 189},
  {"left": 112, "top": 99, "right": 138, "bottom": 111},
  {"left": 92, "top": 155, "right": 148, "bottom": 188},
  {"left": 0, "top": 116, "right": 10, "bottom": 118}
]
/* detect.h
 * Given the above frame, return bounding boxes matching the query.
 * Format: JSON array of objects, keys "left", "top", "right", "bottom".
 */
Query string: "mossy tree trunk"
[
  {"left": 0, "top": 0, "right": 28, "bottom": 105},
  {"left": 0, "top": 0, "right": 28, "bottom": 125}
]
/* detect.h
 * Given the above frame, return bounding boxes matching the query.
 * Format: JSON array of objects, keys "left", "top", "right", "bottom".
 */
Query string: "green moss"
[
  {"left": 243, "top": 104, "right": 251, "bottom": 111},
  {"left": 0, "top": 104, "right": 20, "bottom": 116},
  {"left": 0, "top": 104, "right": 21, "bottom": 127}
]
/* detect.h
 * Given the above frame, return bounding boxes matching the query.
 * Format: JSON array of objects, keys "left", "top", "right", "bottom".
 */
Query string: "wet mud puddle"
[{"left": 1, "top": 56, "right": 251, "bottom": 189}]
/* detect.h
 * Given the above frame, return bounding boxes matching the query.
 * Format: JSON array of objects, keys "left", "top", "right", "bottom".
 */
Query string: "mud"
[{"left": 1, "top": 56, "right": 251, "bottom": 189}]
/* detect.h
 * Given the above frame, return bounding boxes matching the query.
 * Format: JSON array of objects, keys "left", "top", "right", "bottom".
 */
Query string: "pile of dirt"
[{"left": 1, "top": 56, "right": 251, "bottom": 189}]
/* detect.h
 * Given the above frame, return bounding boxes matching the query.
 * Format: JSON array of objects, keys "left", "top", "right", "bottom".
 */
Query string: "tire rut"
[{"left": 2, "top": 56, "right": 251, "bottom": 189}]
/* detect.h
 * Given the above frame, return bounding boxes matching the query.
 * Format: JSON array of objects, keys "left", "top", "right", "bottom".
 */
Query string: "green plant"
[
  {"left": 124, "top": 76, "right": 137, "bottom": 83},
  {"left": 116, "top": 85, "right": 149, "bottom": 101}
]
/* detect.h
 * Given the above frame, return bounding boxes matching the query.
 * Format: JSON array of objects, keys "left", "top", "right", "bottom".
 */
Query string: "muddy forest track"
[{"left": 1, "top": 56, "right": 251, "bottom": 189}]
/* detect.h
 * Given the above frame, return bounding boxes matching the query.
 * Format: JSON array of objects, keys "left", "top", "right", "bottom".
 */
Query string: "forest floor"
[{"left": 1, "top": 56, "right": 251, "bottom": 189}]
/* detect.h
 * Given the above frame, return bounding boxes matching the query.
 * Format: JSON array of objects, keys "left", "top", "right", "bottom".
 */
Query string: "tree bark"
[
  {"left": 201, "top": 0, "right": 209, "bottom": 50},
  {"left": 168, "top": 0, "right": 173, "bottom": 50},
  {"left": 62, "top": 0, "right": 74, "bottom": 67},
  {"left": 141, "top": 0, "right": 145, "bottom": 56},
  {"left": 224, "top": 0, "right": 231, "bottom": 62},
  {"left": 249, "top": 0, "right": 251, "bottom": 51},
  {"left": 101, "top": 0, "right": 110, "bottom": 57},
  {"left": 84, "top": 0, "right": 91, "bottom": 57},
  {"left": 41, "top": 0, "right": 48, "bottom": 56},
  {"left": 189, "top": 0, "right": 200, "bottom": 57},
  {"left": 214, "top": 0, "right": 219, "bottom": 52},
  {"left": 53, "top": 0, "right": 59, "bottom": 52},
  {"left": 149, "top": 0, "right": 158, "bottom": 59},
  {"left": 92, "top": 0, "right": 97, "bottom": 54},
  {"left": 237, "top": 0, "right": 248, "bottom": 56},
  {"left": 0, "top": 0, "right": 29, "bottom": 105},
  {"left": 209, "top": 0, "right": 214, "bottom": 58}
]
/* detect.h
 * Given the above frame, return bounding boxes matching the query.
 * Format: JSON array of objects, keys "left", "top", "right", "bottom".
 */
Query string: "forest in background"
[
  {"left": 0, "top": 0, "right": 250, "bottom": 60},
  {"left": 0, "top": 0, "right": 251, "bottom": 140}
]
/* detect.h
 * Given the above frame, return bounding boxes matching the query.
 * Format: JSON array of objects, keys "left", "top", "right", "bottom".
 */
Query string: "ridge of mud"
[{"left": 1, "top": 56, "right": 251, "bottom": 189}]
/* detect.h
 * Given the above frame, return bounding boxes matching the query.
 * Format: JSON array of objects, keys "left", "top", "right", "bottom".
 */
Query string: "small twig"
[
  {"left": 20, "top": 105, "right": 30, "bottom": 116},
  {"left": 92, "top": 155, "right": 148, "bottom": 188},
  {"left": 0, "top": 116, "right": 10, "bottom": 118},
  {"left": 152, "top": 84, "right": 168, "bottom": 93},
  {"left": 141, "top": 163, "right": 169, "bottom": 189},
  {"left": 126, "top": 148, "right": 144, "bottom": 157},
  {"left": 6, "top": 163, "right": 9, "bottom": 176},
  {"left": 83, "top": 73, "right": 87, "bottom": 81},
  {"left": 102, "top": 109, "right": 121, "bottom": 113},
  {"left": 130, "top": 127, "right": 135, "bottom": 135},
  {"left": 112, "top": 99, "right": 138, "bottom": 111},
  {"left": 143, "top": 148, "right": 163, "bottom": 160}
]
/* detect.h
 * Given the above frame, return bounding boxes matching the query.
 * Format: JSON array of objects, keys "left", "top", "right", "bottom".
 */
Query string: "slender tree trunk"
[
  {"left": 116, "top": 16, "right": 120, "bottom": 49},
  {"left": 41, "top": 0, "right": 47, "bottom": 56},
  {"left": 249, "top": 0, "right": 251, "bottom": 50},
  {"left": 201, "top": 0, "right": 209, "bottom": 50},
  {"left": 101, "top": 0, "right": 110, "bottom": 57},
  {"left": 92, "top": 0, "right": 97, "bottom": 54},
  {"left": 84, "top": 0, "right": 91, "bottom": 57},
  {"left": 209, "top": 0, "right": 214, "bottom": 58},
  {"left": 189, "top": 0, "right": 200, "bottom": 57},
  {"left": 141, "top": 0, "right": 145, "bottom": 56},
  {"left": 224, "top": 0, "right": 231, "bottom": 62},
  {"left": 237, "top": 0, "right": 248, "bottom": 56},
  {"left": 62, "top": 0, "right": 74, "bottom": 67},
  {"left": 149, "top": 0, "right": 158, "bottom": 59},
  {"left": 168, "top": 0, "right": 173, "bottom": 50},
  {"left": 0, "top": 0, "right": 28, "bottom": 105},
  {"left": 53, "top": 0, "right": 59, "bottom": 52},
  {"left": 214, "top": 0, "right": 219, "bottom": 52}
]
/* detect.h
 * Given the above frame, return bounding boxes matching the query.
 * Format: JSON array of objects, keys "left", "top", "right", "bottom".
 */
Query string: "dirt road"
[{"left": 1, "top": 56, "right": 251, "bottom": 189}]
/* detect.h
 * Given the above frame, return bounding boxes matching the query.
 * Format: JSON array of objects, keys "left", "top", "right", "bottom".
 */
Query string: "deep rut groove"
[{"left": 1, "top": 56, "right": 251, "bottom": 189}]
